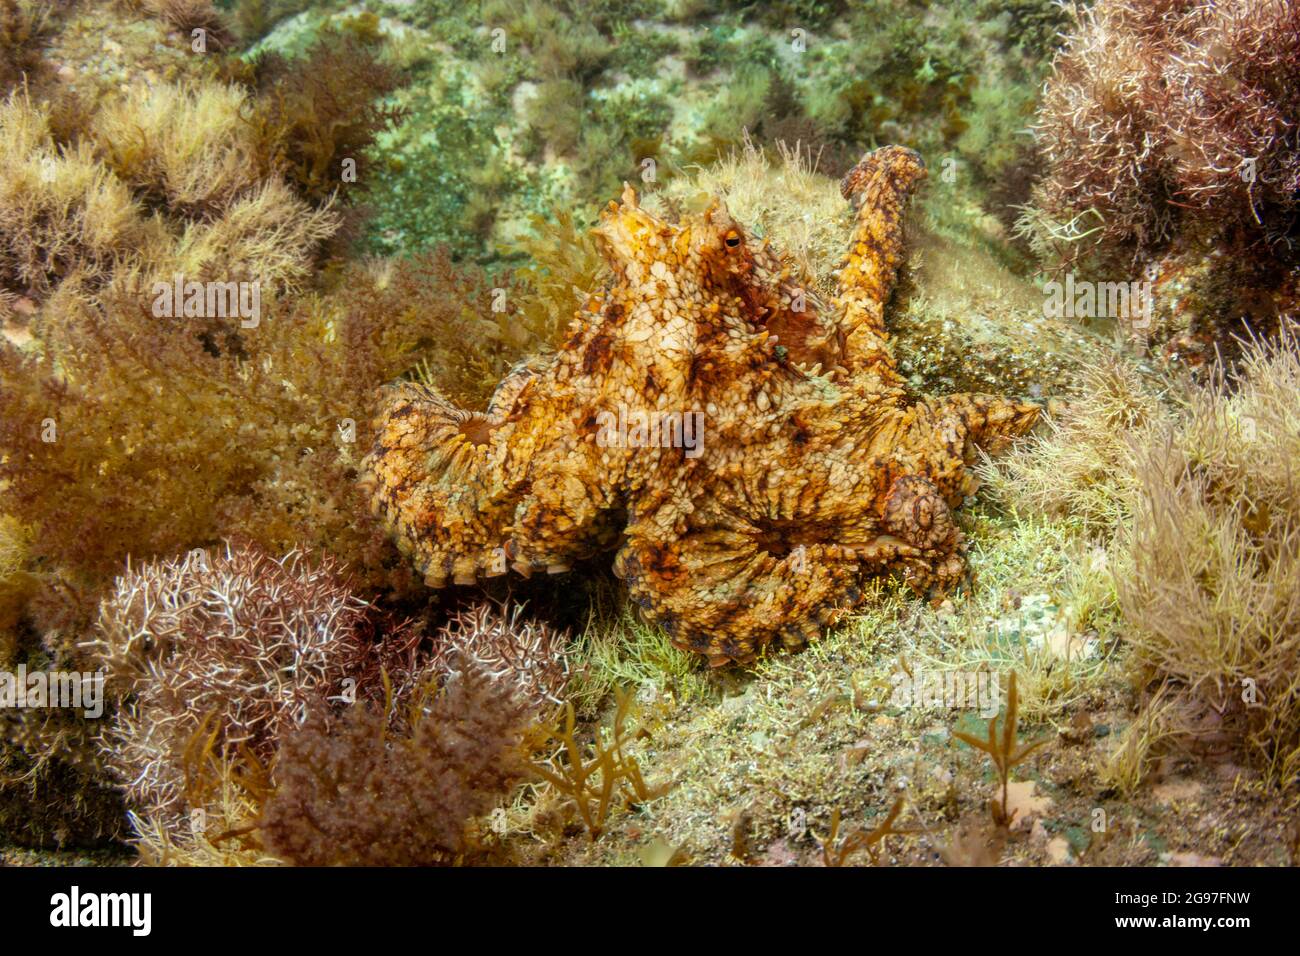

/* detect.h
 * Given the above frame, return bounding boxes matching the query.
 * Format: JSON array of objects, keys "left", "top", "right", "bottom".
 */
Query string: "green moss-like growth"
[
  {"left": 363, "top": 60, "right": 521, "bottom": 257},
  {"left": 304, "top": 0, "right": 1069, "bottom": 264}
]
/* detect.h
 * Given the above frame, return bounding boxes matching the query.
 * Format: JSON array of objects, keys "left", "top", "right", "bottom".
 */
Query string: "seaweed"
[
  {"left": 0, "top": 88, "right": 530, "bottom": 608},
  {"left": 506, "top": 209, "right": 608, "bottom": 353},
  {"left": 816, "top": 798, "right": 917, "bottom": 867},
  {"left": 248, "top": 26, "right": 409, "bottom": 208},
  {"left": 88, "top": 543, "right": 370, "bottom": 821},
  {"left": 951, "top": 672, "right": 1050, "bottom": 828},
  {"left": 1031, "top": 0, "right": 1300, "bottom": 265},
  {"left": 530, "top": 687, "right": 673, "bottom": 840},
  {"left": 144, "top": 0, "right": 233, "bottom": 51},
  {"left": 0, "top": 0, "right": 52, "bottom": 93},
  {"left": 258, "top": 654, "right": 536, "bottom": 865}
]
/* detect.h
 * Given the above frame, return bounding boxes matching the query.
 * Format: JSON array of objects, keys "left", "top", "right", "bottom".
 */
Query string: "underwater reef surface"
[{"left": 0, "top": 0, "right": 1297, "bottom": 868}]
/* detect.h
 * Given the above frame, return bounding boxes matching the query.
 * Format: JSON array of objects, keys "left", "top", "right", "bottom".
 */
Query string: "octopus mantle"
[{"left": 363, "top": 147, "right": 1038, "bottom": 666}]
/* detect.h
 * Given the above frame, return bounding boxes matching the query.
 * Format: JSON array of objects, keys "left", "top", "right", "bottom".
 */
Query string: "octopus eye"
[
  {"left": 912, "top": 497, "right": 933, "bottom": 530},
  {"left": 724, "top": 230, "right": 741, "bottom": 248}
]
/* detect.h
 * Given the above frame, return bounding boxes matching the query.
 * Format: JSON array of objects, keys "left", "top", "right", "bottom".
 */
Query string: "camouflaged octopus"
[{"left": 362, "top": 147, "right": 1039, "bottom": 666}]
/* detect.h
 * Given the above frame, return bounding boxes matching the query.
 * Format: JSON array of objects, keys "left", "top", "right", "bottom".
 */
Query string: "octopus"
[{"left": 361, "top": 146, "right": 1039, "bottom": 666}]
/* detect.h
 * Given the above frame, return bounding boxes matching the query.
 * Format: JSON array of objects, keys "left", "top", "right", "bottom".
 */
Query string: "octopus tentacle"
[
  {"left": 362, "top": 382, "right": 513, "bottom": 587},
  {"left": 616, "top": 502, "right": 869, "bottom": 667},
  {"left": 933, "top": 393, "right": 1043, "bottom": 458},
  {"left": 833, "top": 145, "right": 928, "bottom": 376}
]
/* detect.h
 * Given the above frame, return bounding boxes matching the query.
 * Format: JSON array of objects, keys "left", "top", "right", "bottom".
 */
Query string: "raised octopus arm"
[{"left": 833, "top": 146, "right": 929, "bottom": 377}]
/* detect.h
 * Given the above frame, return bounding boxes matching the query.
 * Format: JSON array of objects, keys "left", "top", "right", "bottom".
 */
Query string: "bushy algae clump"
[
  {"left": 88, "top": 544, "right": 369, "bottom": 823},
  {"left": 989, "top": 332, "right": 1300, "bottom": 793},
  {"left": 0, "top": 1, "right": 557, "bottom": 848},
  {"left": 1026, "top": 0, "right": 1300, "bottom": 366}
]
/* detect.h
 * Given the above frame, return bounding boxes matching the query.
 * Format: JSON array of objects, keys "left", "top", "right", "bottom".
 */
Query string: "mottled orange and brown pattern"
[{"left": 362, "top": 146, "right": 1039, "bottom": 666}]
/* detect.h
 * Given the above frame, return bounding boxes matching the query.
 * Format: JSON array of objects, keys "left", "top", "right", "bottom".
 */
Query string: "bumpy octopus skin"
[{"left": 362, "top": 146, "right": 1039, "bottom": 666}]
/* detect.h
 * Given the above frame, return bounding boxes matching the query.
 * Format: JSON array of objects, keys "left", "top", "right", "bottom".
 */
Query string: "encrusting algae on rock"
[{"left": 363, "top": 146, "right": 1039, "bottom": 666}]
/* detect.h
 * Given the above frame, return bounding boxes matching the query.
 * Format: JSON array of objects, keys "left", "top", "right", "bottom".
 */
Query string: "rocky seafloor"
[{"left": 1, "top": 0, "right": 1297, "bottom": 867}]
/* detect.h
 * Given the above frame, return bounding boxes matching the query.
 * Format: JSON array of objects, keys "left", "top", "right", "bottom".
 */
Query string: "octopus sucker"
[{"left": 362, "top": 146, "right": 1039, "bottom": 665}]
